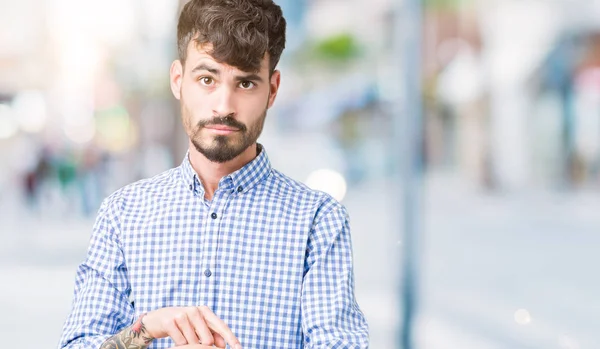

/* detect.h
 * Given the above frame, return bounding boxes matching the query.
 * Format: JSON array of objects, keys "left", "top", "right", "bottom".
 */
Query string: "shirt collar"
[{"left": 180, "top": 144, "right": 271, "bottom": 195}]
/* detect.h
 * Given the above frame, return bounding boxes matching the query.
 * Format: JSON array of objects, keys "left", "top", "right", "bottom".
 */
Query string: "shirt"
[{"left": 58, "top": 145, "right": 369, "bottom": 349}]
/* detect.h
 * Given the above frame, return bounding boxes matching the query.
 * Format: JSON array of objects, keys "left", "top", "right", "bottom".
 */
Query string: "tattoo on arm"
[{"left": 100, "top": 314, "right": 154, "bottom": 349}]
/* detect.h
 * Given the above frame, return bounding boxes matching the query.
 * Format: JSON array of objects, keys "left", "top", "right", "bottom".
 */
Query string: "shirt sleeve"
[
  {"left": 301, "top": 202, "right": 370, "bottom": 349},
  {"left": 58, "top": 196, "right": 135, "bottom": 349}
]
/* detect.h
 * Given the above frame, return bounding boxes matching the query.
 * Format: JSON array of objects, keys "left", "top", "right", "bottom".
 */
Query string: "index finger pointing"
[{"left": 197, "top": 306, "right": 241, "bottom": 349}]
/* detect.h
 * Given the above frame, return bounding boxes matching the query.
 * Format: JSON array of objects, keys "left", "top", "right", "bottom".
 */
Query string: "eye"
[
  {"left": 239, "top": 81, "right": 255, "bottom": 89},
  {"left": 199, "top": 77, "right": 214, "bottom": 86}
]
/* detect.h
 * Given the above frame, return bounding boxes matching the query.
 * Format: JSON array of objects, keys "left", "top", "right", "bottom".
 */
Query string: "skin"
[
  {"left": 100, "top": 306, "right": 240, "bottom": 349},
  {"left": 170, "top": 41, "right": 281, "bottom": 201},
  {"left": 100, "top": 40, "right": 281, "bottom": 349}
]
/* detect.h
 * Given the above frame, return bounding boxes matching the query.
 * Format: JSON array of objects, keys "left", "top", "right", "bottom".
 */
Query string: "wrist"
[{"left": 131, "top": 313, "right": 154, "bottom": 346}]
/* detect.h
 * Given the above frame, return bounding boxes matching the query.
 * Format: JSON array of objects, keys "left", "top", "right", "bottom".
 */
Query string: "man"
[{"left": 58, "top": 0, "right": 369, "bottom": 348}]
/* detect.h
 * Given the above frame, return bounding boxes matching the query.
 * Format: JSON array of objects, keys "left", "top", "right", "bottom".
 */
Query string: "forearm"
[{"left": 100, "top": 314, "right": 154, "bottom": 349}]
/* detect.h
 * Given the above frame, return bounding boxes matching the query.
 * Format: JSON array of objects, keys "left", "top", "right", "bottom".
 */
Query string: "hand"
[{"left": 143, "top": 306, "right": 241, "bottom": 349}]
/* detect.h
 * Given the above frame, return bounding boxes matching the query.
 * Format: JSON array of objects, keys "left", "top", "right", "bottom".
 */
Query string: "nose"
[{"left": 212, "top": 85, "right": 236, "bottom": 117}]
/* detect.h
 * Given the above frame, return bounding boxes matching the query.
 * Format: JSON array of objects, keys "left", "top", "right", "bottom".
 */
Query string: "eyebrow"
[
  {"left": 191, "top": 63, "right": 220, "bottom": 75},
  {"left": 191, "top": 63, "right": 264, "bottom": 83},
  {"left": 236, "top": 73, "right": 263, "bottom": 83}
]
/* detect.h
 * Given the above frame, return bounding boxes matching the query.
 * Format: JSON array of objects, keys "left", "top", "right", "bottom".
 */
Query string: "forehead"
[{"left": 185, "top": 42, "right": 269, "bottom": 74}]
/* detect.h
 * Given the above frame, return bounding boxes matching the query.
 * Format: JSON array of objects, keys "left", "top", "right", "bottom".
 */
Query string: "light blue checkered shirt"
[{"left": 58, "top": 145, "right": 369, "bottom": 349}]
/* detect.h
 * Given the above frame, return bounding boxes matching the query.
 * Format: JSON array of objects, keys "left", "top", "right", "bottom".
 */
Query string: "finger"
[
  {"left": 165, "top": 318, "right": 187, "bottom": 346},
  {"left": 213, "top": 332, "right": 226, "bottom": 348},
  {"left": 175, "top": 313, "right": 200, "bottom": 345},
  {"left": 187, "top": 307, "right": 214, "bottom": 346},
  {"left": 198, "top": 306, "right": 241, "bottom": 349}
]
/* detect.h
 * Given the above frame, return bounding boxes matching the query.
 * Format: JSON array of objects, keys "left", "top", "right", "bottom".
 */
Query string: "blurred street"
[
  {"left": 1, "top": 173, "right": 598, "bottom": 349},
  {"left": 418, "top": 175, "right": 600, "bottom": 349},
  {"left": 3, "top": 0, "right": 600, "bottom": 347}
]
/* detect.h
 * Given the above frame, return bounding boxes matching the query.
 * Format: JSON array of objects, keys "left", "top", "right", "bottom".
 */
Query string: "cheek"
[
  {"left": 244, "top": 94, "right": 269, "bottom": 113},
  {"left": 182, "top": 87, "right": 211, "bottom": 121}
]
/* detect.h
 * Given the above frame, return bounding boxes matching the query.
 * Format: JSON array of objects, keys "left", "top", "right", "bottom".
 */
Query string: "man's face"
[{"left": 170, "top": 42, "right": 280, "bottom": 163}]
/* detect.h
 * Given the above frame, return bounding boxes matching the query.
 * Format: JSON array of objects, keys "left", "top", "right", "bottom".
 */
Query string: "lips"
[{"left": 205, "top": 125, "right": 239, "bottom": 131}]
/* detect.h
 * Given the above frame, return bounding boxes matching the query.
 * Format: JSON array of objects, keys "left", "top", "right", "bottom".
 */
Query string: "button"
[
  {"left": 189, "top": 184, "right": 193, "bottom": 191},
  {"left": 204, "top": 269, "right": 212, "bottom": 277},
  {"left": 211, "top": 212, "right": 218, "bottom": 219},
  {"left": 237, "top": 186, "right": 243, "bottom": 193}
]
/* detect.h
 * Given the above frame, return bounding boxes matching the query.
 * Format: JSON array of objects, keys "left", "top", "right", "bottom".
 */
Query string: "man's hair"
[{"left": 177, "top": 0, "right": 286, "bottom": 74}]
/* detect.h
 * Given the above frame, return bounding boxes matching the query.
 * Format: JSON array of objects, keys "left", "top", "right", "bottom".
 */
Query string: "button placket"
[
  {"left": 203, "top": 193, "right": 224, "bottom": 284},
  {"left": 204, "top": 190, "right": 234, "bottom": 307}
]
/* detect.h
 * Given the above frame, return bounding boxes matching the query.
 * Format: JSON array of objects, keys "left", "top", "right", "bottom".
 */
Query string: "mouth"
[{"left": 204, "top": 125, "right": 240, "bottom": 135}]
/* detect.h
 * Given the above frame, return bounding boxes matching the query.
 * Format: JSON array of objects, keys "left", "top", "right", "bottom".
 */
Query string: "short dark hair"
[{"left": 177, "top": 0, "right": 286, "bottom": 74}]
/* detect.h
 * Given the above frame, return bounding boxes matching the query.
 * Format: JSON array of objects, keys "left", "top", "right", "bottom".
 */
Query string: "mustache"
[{"left": 197, "top": 115, "right": 246, "bottom": 131}]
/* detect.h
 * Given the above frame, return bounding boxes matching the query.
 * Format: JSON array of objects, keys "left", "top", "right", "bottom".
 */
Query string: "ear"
[
  {"left": 267, "top": 70, "right": 281, "bottom": 109},
  {"left": 170, "top": 60, "right": 183, "bottom": 100}
]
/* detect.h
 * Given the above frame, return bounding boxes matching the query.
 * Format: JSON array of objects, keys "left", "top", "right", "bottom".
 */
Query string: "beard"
[{"left": 182, "top": 102, "right": 268, "bottom": 163}]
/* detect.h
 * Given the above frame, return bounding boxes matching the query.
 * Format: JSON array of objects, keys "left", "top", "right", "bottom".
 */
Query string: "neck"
[{"left": 188, "top": 141, "right": 258, "bottom": 200}]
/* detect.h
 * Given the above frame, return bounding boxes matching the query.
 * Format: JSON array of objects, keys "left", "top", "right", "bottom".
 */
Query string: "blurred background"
[{"left": 1, "top": 0, "right": 599, "bottom": 348}]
